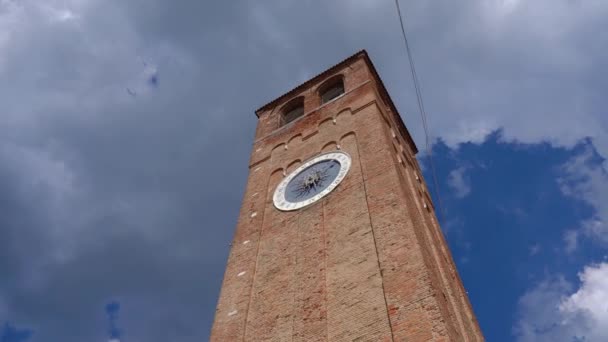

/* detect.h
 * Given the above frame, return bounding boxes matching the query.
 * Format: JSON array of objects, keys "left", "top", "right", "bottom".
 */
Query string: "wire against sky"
[{"left": 393, "top": 0, "right": 447, "bottom": 225}]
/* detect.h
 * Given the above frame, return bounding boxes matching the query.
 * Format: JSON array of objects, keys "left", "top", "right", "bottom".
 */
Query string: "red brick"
[{"left": 210, "top": 51, "right": 484, "bottom": 341}]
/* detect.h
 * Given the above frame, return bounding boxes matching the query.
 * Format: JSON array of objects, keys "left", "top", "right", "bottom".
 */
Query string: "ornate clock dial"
[{"left": 273, "top": 151, "right": 351, "bottom": 211}]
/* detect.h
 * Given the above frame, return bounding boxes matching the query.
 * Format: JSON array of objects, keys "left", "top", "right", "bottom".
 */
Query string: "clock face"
[{"left": 273, "top": 151, "right": 351, "bottom": 211}]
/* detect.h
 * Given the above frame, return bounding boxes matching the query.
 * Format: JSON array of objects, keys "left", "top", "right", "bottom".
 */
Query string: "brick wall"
[{"left": 210, "top": 52, "right": 483, "bottom": 341}]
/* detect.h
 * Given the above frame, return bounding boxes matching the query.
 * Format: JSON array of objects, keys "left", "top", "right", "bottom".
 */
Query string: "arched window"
[
  {"left": 319, "top": 77, "right": 344, "bottom": 104},
  {"left": 281, "top": 97, "right": 304, "bottom": 126}
]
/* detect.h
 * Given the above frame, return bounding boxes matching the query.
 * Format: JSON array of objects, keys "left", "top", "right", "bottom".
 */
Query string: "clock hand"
[{"left": 322, "top": 164, "right": 335, "bottom": 173}]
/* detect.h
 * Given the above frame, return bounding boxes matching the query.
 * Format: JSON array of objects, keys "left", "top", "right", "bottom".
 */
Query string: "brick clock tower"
[{"left": 211, "top": 51, "right": 483, "bottom": 341}]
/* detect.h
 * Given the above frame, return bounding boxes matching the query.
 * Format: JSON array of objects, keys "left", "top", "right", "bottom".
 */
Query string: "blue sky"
[
  {"left": 423, "top": 132, "right": 608, "bottom": 341},
  {"left": 1, "top": 1, "right": 608, "bottom": 341}
]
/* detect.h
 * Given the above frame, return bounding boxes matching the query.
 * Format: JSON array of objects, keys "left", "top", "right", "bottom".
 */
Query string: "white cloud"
[
  {"left": 515, "top": 262, "right": 608, "bottom": 342},
  {"left": 560, "top": 264, "right": 608, "bottom": 332},
  {"left": 559, "top": 147, "right": 608, "bottom": 245},
  {"left": 349, "top": 1, "right": 608, "bottom": 160},
  {"left": 447, "top": 166, "right": 471, "bottom": 198},
  {"left": 38, "top": 3, "right": 79, "bottom": 23},
  {"left": 564, "top": 229, "right": 579, "bottom": 254}
]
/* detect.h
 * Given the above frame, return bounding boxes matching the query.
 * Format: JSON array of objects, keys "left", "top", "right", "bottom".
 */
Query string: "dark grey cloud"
[{"left": 0, "top": 0, "right": 607, "bottom": 341}]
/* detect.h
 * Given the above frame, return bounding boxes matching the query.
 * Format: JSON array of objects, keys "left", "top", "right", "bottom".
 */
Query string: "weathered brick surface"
[
  {"left": 292, "top": 205, "right": 326, "bottom": 341},
  {"left": 210, "top": 51, "right": 483, "bottom": 341}
]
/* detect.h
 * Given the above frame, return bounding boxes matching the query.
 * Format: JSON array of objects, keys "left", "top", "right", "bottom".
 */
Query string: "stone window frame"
[
  {"left": 279, "top": 96, "right": 305, "bottom": 126},
  {"left": 317, "top": 74, "right": 345, "bottom": 105}
]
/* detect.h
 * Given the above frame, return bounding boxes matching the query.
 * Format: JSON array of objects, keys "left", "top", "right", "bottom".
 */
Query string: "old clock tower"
[{"left": 211, "top": 51, "right": 483, "bottom": 341}]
